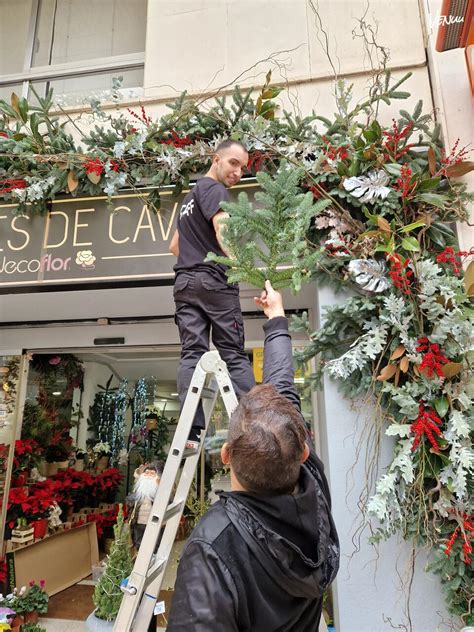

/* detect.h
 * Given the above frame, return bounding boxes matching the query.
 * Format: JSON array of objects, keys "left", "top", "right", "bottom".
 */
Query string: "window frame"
[{"left": 0, "top": 0, "right": 146, "bottom": 99}]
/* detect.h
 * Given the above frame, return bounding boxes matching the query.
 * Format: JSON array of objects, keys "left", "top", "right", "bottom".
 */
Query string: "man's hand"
[{"left": 254, "top": 280, "right": 285, "bottom": 319}]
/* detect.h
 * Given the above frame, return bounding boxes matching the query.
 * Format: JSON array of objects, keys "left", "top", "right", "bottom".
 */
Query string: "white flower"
[
  {"left": 93, "top": 441, "right": 111, "bottom": 455},
  {"left": 343, "top": 170, "right": 391, "bottom": 203}
]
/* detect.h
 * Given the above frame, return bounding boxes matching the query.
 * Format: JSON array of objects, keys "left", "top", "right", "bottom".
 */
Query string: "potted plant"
[
  {"left": 73, "top": 448, "right": 87, "bottom": 472},
  {"left": 11, "top": 440, "right": 42, "bottom": 487},
  {"left": 92, "top": 442, "right": 111, "bottom": 473},
  {"left": 44, "top": 442, "right": 71, "bottom": 476},
  {"left": 11, "top": 518, "right": 34, "bottom": 544},
  {"left": 20, "top": 623, "right": 47, "bottom": 632},
  {"left": 20, "top": 581, "right": 49, "bottom": 623}
]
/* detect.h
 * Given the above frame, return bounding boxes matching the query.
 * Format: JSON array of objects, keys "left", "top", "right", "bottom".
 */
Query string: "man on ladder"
[
  {"left": 168, "top": 139, "right": 255, "bottom": 450},
  {"left": 166, "top": 281, "right": 340, "bottom": 631}
]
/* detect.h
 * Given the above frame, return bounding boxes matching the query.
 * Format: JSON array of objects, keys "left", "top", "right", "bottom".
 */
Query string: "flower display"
[{"left": 0, "top": 72, "right": 472, "bottom": 623}]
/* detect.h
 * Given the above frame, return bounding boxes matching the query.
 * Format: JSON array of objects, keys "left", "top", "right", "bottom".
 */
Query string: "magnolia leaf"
[
  {"left": 418, "top": 192, "right": 447, "bottom": 209},
  {"left": 434, "top": 397, "right": 449, "bottom": 418},
  {"left": 401, "top": 236, "right": 420, "bottom": 252},
  {"left": 441, "top": 362, "right": 463, "bottom": 378},
  {"left": 377, "top": 216, "right": 391, "bottom": 233},
  {"left": 399, "top": 220, "right": 426, "bottom": 233},
  {"left": 464, "top": 261, "right": 474, "bottom": 295},
  {"left": 376, "top": 364, "right": 397, "bottom": 381},
  {"left": 416, "top": 177, "right": 440, "bottom": 192},
  {"left": 394, "top": 366, "right": 401, "bottom": 387},
  {"left": 399, "top": 356, "right": 409, "bottom": 373},
  {"left": 11, "top": 92, "right": 21, "bottom": 116},
  {"left": 67, "top": 170, "right": 79, "bottom": 193},
  {"left": 390, "top": 344, "right": 406, "bottom": 360},
  {"left": 87, "top": 172, "right": 101, "bottom": 185},
  {"left": 444, "top": 161, "right": 474, "bottom": 178},
  {"left": 427, "top": 146, "right": 436, "bottom": 176}
]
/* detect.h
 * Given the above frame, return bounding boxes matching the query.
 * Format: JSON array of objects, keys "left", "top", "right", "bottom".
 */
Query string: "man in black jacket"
[{"left": 167, "top": 281, "right": 339, "bottom": 631}]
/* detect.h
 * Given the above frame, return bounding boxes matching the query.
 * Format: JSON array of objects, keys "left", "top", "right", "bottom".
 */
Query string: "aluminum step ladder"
[{"left": 114, "top": 350, "right": 239, "bottom": 632}]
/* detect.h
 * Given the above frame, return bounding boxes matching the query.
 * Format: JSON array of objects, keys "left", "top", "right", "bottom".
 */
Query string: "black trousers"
[{"left": 173, "top": 270, "right": 255, "bottom": 431}]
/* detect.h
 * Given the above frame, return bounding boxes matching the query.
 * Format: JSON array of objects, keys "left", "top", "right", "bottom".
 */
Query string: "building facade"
[{"left": 0, "top": 1, "right": 472, "bottom": 630}]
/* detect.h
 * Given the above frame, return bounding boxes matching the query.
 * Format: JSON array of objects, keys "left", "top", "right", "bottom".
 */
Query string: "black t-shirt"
[{"left": 174, "top": 177, "right": 231, "bottom": 284}]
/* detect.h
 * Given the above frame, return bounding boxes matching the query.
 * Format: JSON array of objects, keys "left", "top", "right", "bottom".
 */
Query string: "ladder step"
[
  {"left": 143, "top": 557, "right": 168, "bottom": 589},
  {"left": 163, "top": 499, "right": 184, "bottom": 522},
  {"left": 201, "top": 386, "right": 216, "bottom": 399}
]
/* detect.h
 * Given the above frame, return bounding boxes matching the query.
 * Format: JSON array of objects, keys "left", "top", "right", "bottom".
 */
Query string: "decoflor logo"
[{"left": 0, "top": 253, "right": 71, "bottom": 274}]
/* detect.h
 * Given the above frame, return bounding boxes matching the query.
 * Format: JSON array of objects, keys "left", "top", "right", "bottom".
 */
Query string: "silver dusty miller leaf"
[{"left": 348, "top": 258, "right": 390, "bottom": 293}]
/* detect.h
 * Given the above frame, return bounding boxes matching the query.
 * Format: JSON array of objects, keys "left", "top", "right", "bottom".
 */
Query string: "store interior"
[{"left": 0, "top": 347, "right": 316, "bottom": 629}]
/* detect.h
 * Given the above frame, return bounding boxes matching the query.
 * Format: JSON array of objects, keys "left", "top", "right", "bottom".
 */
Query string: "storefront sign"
[{"left": 0, "top": 182, "right": 257, "bottom": 290}]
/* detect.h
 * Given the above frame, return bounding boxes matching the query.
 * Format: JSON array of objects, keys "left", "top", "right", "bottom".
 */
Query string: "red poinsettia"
[
  {"left": 410, "top": 403, "right": 442, "bottom": 452},
  {"left": 13, "top": 439, "right": 42, "bottom": 474},
  {"left": 416, "top": 337, "right": 449, "bottom": 379}
]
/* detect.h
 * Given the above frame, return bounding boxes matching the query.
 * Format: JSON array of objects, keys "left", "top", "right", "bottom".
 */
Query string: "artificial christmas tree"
[
  {"left": 91, "top": 504, "right": 132, "bottom": 624},
  {"left": 206, "top": 164, "right": 331, "bottom": 291}
]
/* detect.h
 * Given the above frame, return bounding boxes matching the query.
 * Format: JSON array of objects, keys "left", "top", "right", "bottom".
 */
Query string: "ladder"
[{"left": 114, "top": 351, "right": 239, "bottom": 632}]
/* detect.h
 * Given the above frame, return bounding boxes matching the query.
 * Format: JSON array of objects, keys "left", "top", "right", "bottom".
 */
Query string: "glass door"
[{"left": 0, "top": 354, "right": 29, "bottom": 552}]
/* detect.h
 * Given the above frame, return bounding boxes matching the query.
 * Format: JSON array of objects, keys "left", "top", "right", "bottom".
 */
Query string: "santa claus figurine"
[{"left": 126, "top": 462, "right": 162, "bottom": 550}]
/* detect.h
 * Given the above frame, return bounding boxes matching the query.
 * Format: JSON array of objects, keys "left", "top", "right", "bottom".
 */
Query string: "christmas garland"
[{"left": 0, "top": 73, "right": 473, "bottom": 624}]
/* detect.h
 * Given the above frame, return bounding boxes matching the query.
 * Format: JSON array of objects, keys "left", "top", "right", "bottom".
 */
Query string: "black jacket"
[{"left": 167, "top": 317, "right": 339, "bottom": 631}]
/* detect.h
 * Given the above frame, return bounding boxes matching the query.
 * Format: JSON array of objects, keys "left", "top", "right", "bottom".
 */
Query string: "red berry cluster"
[
  {"left": 159, "top": 129, "right": 193, "bottom": 149},
  {"left": 247, "top": 150, "right": 268, "bottom": 173},
  {"left": 84, "top": 158, "right": 104, "bottom": 176},
  {"left": 416, "top": 337, "right": 449, "bottom": 378},
  {"left": 436, "top": 246, "right": 474, "bottom": 276},
  {"left": 445, "top": 515, "right": 474, "bottom": 564},
  {"left": 395, "top": 164, "right": 416, "bottom": 199},
  {"left": 84, "top": 159, "right": 119, "bottom": 177},
  {"left": 0, "top": 178, "right": 27, "bottom": 193},
  {"left": 382, "top": 120, "right": 413, "bottom": 160},
  {"left": 439, "top": 138, "right": 471, "bottom": 176},
  {"left": 321, "top": 136, "right": 349, "bottom": 161},
  {"left": 410, "top": 403, "right": 442, "bottom": 452},
  {"left": 386, "top": 253, "right": 413, "bottom": 294},
  {"left": 127, "top": 105, "right": 152, "bottom": 127}
]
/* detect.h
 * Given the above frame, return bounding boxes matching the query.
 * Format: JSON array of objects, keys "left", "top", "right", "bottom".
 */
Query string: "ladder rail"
[{"left": 113, "top": 351, "right": 238, "bottom": 632}]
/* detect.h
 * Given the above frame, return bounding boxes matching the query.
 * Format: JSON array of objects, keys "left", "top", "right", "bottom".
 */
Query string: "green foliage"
[
  {"left": 207, "top": 164, "right": 331, "bottom": 291},
  {"left": 0, "top": 71, "right": 472, "bottom": 623},
  {"left": 93, "top": 504, "right": 133, "bottom": 621}
]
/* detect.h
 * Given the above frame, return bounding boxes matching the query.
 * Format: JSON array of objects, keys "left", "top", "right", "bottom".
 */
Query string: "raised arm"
[
  {"left": 212, "top": 210, "right": 232, "bottom": 258},
  {"left": 254, "top": 281, "right": 301, "bottom": 412},
  {"left": 169, "top": 229, "right": 179, "bottom": 256}
]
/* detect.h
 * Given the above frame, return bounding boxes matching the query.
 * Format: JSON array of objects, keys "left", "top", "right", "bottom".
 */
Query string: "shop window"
[{"left": 0, "top": 0, "right": 146, "bottom": 106}]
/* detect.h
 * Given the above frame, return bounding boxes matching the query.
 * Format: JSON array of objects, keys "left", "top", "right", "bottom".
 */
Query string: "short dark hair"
[
  {"left": 215, "top": 139, "right": 248, "bottom": 154},
  {"left": 227, "top": 384, "right": 307, "bottom": 495}
]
